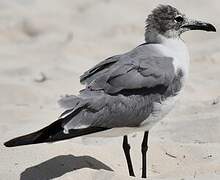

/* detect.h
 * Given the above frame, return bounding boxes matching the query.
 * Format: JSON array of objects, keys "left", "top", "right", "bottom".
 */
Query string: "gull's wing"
[
  {"left": 80, "top": 55, "right": 120, "bottom": 85},
  {"left": 60, "top": 55, "right": 177, "bottom": 131},
  {"left": 88, "top": 56, "right": 175, "bottom": 94},
  {"left": 79, "top": 44, "right": 161, "bottom": 85},
  {"left": 59, "top": 45, "right": 177, "bottom": 130}
]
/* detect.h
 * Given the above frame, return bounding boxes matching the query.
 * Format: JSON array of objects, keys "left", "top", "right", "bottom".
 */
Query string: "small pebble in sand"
[
  {"left": 34, "top": 72, "right": 47, "bottom": 83},
  {"left": 21, "top": 19, "right": 42, "bottom": 38},
  {"left": 212, "top": 97, "right": 220, "bottom": 105},
  {"left": 203, "top": 155, "right": 213, "bottom": 159},
  {"left": 132, "top": 134, "right": 137, "bottom": 138}
]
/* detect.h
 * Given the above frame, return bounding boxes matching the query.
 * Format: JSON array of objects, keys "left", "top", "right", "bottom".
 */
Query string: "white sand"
[{"left": 0, "top": 0, "right": 220, "bottom": 179}]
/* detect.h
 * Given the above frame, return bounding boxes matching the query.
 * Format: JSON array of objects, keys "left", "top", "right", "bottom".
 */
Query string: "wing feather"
[
  {"left": 80, "top": 55, "right": 120, "bottom": 84},
  {"left": 88, "top": 56, "right": 175, "bottom": 94}
]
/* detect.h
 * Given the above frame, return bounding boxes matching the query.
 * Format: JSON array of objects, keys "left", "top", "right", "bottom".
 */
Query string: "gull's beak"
[{"left": 181, "top": 19, "right": 216, "bottom": 32}]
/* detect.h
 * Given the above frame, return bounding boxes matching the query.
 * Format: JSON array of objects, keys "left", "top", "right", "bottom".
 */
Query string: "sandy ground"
[{"left": 0, "top": 0, "right": 220, "bottom": 179}]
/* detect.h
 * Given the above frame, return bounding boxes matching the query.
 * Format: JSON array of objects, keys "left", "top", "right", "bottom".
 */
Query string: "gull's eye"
[{"left": 174, "top": 15, "right": 184, "bottom": 23}]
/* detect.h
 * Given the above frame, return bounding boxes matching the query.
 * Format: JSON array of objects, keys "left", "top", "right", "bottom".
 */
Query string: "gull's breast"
[{"left": 140, "top": 91, "right": 182, "bottom": 130}]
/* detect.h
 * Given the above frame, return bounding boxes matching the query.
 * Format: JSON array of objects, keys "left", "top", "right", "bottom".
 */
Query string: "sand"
[{"left": 0, "top": 0, "right": 220, "bottom": 179}]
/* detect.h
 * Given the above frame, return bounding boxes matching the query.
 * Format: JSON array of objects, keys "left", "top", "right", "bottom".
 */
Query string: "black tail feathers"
[{"left": 4, "top": 119, "right": 108, "bottom": 147}]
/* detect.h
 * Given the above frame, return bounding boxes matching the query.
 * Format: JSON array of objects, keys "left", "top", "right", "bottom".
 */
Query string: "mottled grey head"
[{"left": 145, "top": 5, "right": 216, "bottom": 41}]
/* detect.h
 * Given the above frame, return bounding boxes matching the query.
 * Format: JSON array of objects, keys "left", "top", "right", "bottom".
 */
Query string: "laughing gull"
[{"left": 4, "top": 5, "right": 216, "bottom": 178}]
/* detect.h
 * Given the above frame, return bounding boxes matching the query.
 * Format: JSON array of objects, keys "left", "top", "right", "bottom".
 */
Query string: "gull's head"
[{"left": 145, "top": 5, "right": 216, "bottom": 41}]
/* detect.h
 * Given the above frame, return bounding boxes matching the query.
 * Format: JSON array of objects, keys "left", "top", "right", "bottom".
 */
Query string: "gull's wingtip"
[{"left": 4, "top": 140, "right": 15, "bottom": 147}]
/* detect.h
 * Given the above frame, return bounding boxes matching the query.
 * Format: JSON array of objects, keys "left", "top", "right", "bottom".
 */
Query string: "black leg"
[
  {"left": 122, "top": 135, "right": 135, "bottom": 177},
  {"left": 141, "top": 131, "right": 149, "bottom": 178}
]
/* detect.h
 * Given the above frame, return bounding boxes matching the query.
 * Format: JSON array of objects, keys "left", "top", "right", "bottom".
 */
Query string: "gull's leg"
[
  {"left": 122, "top": 135, "right": 135, "bottom": 177},
  {"left": 141, "top": 131, "right": 149, "bottom": 178}
]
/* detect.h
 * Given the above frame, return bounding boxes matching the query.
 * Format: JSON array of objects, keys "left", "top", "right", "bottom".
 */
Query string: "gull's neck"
[
  {"left": 145, "top": 29, "right": 181, "bottom": 44},
  {"left": 145, "top": 30, "right": 161, "bottom": 43},
  {"left": 145, "top": 30, "right": 188, "bottom": 61}
]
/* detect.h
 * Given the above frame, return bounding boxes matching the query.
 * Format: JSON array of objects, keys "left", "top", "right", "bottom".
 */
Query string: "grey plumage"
[
  {"left": 81, "top": 44, "right": 175, "bottom": 92},
  {"left": 58, "top": 95, "right": 80, "bottom": 109},
  {"left": 80, "top": 55, "right": 120, "bottom": 85},
  {"left": 57, "top": 42, "right": 181, "bottom": 132},
  {"left": 59, "top": 43, "right": 181, "bottom": 131}
]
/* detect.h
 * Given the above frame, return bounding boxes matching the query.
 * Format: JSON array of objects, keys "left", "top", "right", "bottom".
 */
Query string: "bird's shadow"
[{"left": 20, "top": 154, "right": 113, "bottom": 180}]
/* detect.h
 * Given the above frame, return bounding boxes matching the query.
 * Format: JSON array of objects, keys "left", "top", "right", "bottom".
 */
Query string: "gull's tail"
[
  {"left": 4, "top": 118, "right": 108, "bottom": 147},
  {"left": 4, "top": 89, "right": 111, "bottom": 147}
]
